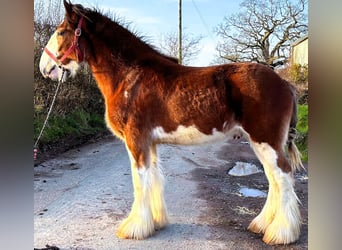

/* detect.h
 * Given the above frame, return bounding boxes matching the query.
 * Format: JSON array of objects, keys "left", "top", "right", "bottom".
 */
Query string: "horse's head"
[{"left": 39, "top": 0, "right": 86, "bottom": 82}]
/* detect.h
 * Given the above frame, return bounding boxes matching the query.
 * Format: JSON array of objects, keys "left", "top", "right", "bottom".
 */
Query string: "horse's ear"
[
  {"left": 63, "top": 0, "right": 72, "bottom": 17},
  {"left": 63, "top": 0, "right": 77, "bottom": 24}
]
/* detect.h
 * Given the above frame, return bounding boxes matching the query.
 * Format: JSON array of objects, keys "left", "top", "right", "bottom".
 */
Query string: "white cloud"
[{"left": 191, "top": 38, "right": 218, "bottom": 66}]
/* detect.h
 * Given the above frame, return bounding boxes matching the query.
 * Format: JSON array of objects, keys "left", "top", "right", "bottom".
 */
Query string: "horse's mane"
[{"left": 70, "top": 3, "right": 179, "bottom": 64}]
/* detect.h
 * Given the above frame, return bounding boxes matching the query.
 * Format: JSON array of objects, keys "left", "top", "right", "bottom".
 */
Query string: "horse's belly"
[{"left": 151, "top": 125, "right": 241, "bottom": 145}]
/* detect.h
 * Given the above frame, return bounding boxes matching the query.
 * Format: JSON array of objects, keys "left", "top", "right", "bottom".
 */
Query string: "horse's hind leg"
[
  {"left": 248, "top": 141, "right": 301, "bottom": 245},
  {"left": 247, "top": 141, "right": 278, "bottom": 234}
]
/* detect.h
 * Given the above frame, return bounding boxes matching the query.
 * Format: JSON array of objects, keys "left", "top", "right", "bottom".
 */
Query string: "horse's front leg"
[
  {"left": 149, "top": 143, "right": 169, "bottom": 230},
  {"left": 116, "top": 141, "right": 162, "bottom": 240}
]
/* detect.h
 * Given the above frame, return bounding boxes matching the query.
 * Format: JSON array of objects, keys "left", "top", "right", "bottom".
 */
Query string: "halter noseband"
[{"left": 44, "top": 17, "right": 84, "bottom": 66}]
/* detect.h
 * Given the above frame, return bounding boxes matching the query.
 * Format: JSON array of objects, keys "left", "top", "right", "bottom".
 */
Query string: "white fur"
[
  {"left": 151, "top": 125, "right": 242, "bottom": 145},
  {"left": 248, "top": 142, "right": 279, "bottom": 233},
  {"left": 116, "top": 151, "right": 154, "bottom": 239},
  {"left": 116, "top": 147, "right": 168, "bottom": 239},
  {"left": 149, "top": 145, "right": 168, "bottom": 229},
  {"left": 248, "top": 142, "right": 301, "bottom": 245},
  {"left": 263, "top": 171, "right": 301, "bottom": 244},
  {"left": 39, "top": 31, "right": 80, "bottom": 82}
]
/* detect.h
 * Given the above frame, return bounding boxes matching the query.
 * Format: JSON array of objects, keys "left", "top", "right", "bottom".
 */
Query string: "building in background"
[{"left": 291, "top": 35, "right": 308, "bottom": 66}]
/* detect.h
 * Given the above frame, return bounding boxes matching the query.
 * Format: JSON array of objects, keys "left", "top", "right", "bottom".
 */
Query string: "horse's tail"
[{"left": 287, "top": 87, "right": 305, "bottom": 173}]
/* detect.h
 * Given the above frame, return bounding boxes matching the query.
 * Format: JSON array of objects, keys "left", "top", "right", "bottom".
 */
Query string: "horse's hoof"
[
  {"left": 116, "top": 216, "right": 155, "bottom": 240},
  {"left": 262, "top": 221, "right": 300, "bottom": 245}
]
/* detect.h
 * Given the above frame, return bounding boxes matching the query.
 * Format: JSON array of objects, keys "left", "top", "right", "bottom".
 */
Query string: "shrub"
[
  {"left": 290, "top": 64, "right": 308, "bottom": 86},
  {"left": 34, "top": 109, "right": 106, "bottom": 145},
  {"left": 296, "top": 104, "right": 308, "bottom": 162},
  {"left": 277, "top": 63, "right": 308, "bottom": 105}
]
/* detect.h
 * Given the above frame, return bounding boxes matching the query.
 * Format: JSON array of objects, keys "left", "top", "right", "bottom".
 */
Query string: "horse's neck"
[
  {"left": 85, "top": 22, "right": 170, "bottom": 98},
  {"left": 89, "top": 59, "right": 127, "bottom": 98},
  {"left": 88, "top": 51, "right": 140, "bottom": 103}
]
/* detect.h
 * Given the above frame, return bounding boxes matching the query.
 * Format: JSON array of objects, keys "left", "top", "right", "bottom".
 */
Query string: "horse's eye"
[{"left": 57, "top": 30, "right": 66, "bottom": 36}]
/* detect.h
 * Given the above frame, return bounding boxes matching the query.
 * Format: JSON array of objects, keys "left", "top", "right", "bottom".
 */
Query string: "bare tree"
[
  {"left": 34, "top": 0, "right": 64, "bottom": 48},
  {"left": 159, "top": 31, "right": 203, "bottom": 65},
  {"left": 215, "top": 0, "right": 308, "bottom": 67}
]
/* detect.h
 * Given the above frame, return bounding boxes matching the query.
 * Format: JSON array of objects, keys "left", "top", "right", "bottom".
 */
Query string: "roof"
[{"left": 292, "top": 34, "right": 308, "bottom": 47}]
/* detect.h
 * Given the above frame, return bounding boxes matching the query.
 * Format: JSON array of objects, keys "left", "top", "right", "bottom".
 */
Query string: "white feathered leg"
[
  {"left": 116, "top": 149, "right": 154, "bottom": 240},
  {"left": 149, "top": 144, "right": 169, "bottom": 230},
  {"left": 249, "top": 142, "right": 301, "bottom": 245}
]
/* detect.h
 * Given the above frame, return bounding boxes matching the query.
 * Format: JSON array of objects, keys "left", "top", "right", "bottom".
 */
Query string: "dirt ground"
[
  {"left": 191, "top": 138, "right": 308, "bottom": 250},
  {"left": 34, "top": 131, "right": 111, "bottom": 166}
]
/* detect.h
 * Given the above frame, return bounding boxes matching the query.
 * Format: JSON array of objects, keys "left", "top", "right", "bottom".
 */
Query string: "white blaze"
[{"left": 39, "top": 31, "right": 80, "bottom": 82}]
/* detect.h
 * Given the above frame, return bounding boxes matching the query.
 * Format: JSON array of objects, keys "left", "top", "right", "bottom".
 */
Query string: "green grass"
[
  {"left": 34, "top": 109, "right": 106, "bottom": 144},
  {"left": 296, "top": 104, "right": 308, "bottom": 162}
]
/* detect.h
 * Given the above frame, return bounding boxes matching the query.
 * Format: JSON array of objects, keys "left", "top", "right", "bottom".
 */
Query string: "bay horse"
[{"left": 39, "top": 0, "right": 304, "bottom": 245}]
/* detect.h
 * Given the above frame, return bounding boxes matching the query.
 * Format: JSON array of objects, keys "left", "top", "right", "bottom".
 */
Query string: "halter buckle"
[{"left": 75, "top": 28, "right": 82, "bottom": 37}]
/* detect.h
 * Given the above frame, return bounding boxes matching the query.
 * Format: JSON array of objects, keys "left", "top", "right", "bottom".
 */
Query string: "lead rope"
[{"left": 34, "top": 68, "right": 66, "bottom": 160}]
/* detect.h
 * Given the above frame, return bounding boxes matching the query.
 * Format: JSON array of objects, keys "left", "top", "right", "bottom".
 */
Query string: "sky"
[{"left": 73, "top": 0, "right": 242, "bottom": 66}]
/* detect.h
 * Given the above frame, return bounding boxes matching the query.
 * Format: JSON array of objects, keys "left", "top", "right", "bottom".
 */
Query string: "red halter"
[{"left": 44, "top": 17, "right": 84, "bottom": 66}]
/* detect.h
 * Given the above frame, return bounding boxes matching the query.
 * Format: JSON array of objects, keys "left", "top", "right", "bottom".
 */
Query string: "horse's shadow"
[{"left": 137, "top": 222, "right": 212, "bottom": 242}]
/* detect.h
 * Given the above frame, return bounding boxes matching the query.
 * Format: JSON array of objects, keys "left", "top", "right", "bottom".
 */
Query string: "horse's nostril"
[{"left": 47, "top": 65, "right": 56, "bottom": 76}]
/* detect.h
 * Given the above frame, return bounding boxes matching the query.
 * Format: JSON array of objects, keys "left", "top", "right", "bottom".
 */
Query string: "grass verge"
[
  {"left": 296, "top": 104, "right": 308, "bottom": 162},
  {"left": 34, "top": 109, "right": 106, "bottom": 145}
]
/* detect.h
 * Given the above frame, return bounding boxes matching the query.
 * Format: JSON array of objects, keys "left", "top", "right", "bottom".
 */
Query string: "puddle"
[
  {"left": 228, "top": 161, "right": 262, "bottom": 176},
  {"left": 239, "top": 187, "right": 266, "bottom": 198}
]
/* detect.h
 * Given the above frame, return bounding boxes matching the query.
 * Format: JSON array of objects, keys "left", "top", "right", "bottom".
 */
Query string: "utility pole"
[{"left": 178, "top": 0, "right": 182, "bottom": 65}]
